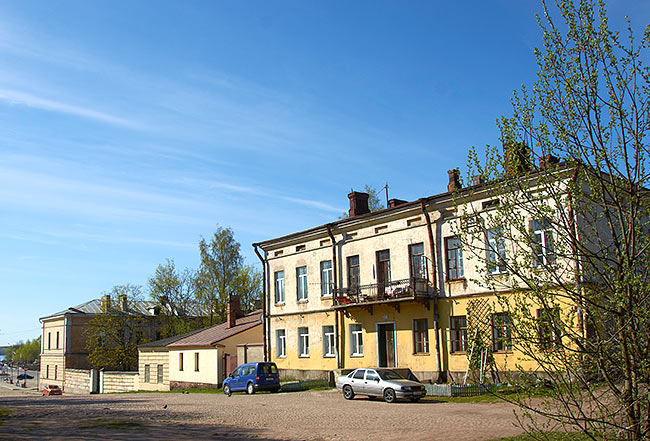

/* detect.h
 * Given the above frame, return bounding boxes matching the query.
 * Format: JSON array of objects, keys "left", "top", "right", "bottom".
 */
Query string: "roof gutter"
[{"left": 253, "top": 243, "right": 269, "bottom": 362}]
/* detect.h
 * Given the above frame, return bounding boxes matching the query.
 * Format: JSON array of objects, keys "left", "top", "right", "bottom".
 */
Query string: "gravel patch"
[{"left": 0, "top": 386, "right": 524, "bottom": 440}]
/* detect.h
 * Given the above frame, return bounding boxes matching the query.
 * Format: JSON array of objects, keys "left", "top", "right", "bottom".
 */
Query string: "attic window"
[
  {"left": 320, "top": 239, "right": 331, "bottom": 247},
  {"left": 374, "top": 225, "right": 388, "bottom": 234},
  {"left": 482, "top": 199, "right": 500, "bottom": 210},
  {"left": 296, "top": 245, "right": 306, "bottom": 252},
  {"left": 407, "top": 217, "right": 423, "bottom": 227},
  {"left": 345, "top": 232, "right": 357, "bottom": 239},
  {"left": 274, "top": 250, "right": 284, "bottom": 257}
]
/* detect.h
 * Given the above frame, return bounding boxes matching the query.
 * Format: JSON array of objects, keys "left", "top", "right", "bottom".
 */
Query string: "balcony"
[{"left": 333, "top": 277, "right": 435, "bottom": 312}]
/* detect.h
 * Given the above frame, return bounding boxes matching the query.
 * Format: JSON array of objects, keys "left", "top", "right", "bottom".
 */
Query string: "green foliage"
[
  {"left": 195, "top": 225, "right": 261, "bottom": 324},
  {"left": 339, "top": 184, "right": 386, "bottom": 218},
  {"left": 455, "top": 1, "right": 650, "bottom": 439},
  {"left": 85, "top": 285, "right": 148, "bottom": 371},
  {"left": 5, "top": 337, "right": 40, "bottom": 363}
]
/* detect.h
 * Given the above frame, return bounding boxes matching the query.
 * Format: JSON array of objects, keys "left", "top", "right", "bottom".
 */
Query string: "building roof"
[
  {"left": 40, "top": 298, "right": 157, "bottom": 321},
  {"left": 138, "top": 328, "right": 207, "bottom": 349},
  {"left": 167, "top": 310, "right": 262, "bottom": 348}
]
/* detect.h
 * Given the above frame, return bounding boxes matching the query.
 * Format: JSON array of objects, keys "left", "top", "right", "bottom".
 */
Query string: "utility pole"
[{"left": 383, "top": 183, "right": 389, "bottom": 207}]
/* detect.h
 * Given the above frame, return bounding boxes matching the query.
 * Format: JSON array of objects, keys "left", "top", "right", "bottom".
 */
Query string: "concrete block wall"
[
  {"left": 101, "top": 371, "right": 139, "bottom": 393},
  {"left": 138, "top": 350, "right": 170, "bottom": 391},
  {"left": 64, "top": 368, "right": 91, "bottom": 394}
]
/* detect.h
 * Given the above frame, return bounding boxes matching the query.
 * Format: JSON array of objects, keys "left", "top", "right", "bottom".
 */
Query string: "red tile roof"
[{"left": 167, "top": 310, "right": 262, "bottom": 348}]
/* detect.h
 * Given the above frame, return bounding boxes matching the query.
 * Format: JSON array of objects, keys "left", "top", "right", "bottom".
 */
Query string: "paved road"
[{"left": 0, "top": 387, "right": 526, "bottom": 441}]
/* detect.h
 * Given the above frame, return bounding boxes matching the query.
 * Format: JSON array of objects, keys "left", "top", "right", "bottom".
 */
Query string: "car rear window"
[
  {"left": 259, "top": 364, "right": 278, "bottom": 374},
  {"left": 352, "top": 369, "right": 366, "bottom": 379},
  {"left": 50, "top": 385, "right": 60, "bottom": 389}
]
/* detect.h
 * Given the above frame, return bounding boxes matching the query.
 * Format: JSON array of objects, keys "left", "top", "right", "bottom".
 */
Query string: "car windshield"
[{"left": 378, "top": 370, "right": 404, "bottom": 380}]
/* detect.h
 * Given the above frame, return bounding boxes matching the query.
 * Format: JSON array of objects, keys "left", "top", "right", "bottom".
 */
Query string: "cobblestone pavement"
[{"left": 0, "top": 386, "right": 524, "bottom": 441}]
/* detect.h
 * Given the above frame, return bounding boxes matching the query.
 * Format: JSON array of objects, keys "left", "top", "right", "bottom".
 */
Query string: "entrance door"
[
  {"left": 376, "top": 250, "right": 391, "bottom": 298},
  {"left": 377, "top": 323, "right": 396, "bottom": 368}
]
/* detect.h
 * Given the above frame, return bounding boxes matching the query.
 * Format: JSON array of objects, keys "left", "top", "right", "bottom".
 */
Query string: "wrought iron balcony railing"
[{"left": 333, "top": 277, "right": 433, "bottom": 306}]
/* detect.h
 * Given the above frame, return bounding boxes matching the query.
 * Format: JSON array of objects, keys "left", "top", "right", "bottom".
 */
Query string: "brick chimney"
[
  {"left": 101, "top": 294, "right": 111, "bottom": 312},
  {"left": 539, "top": 154, "right": 559, "bottom": 169},
  {"left": 504, "top": 141, "right": 532, "bottom": 176},
  {"left": 472, "top": 175, "right": 485, "bottom": 186},
  {"left": 447, "top": 169, "right": 461, "bottom": 192},
  {"left": 118, "top": 294, "right": 128, "bottom": 312},
  {"left": 348, "top": 191, "right": 370, "bottom": 217},
  {"left": 227, "top": 294, "right": 243, "bottom": 328},
  {"left": 387, "top": 198, "right": 408, "bottom": 209}
]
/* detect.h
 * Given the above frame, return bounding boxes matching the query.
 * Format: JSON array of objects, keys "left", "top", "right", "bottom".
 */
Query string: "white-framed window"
[
  {"left": 274, "top": 271, "right": 285, "bottom": 304},
  {"left": 320, "top": 261, "right": 333, "bottom": 297},
  {"left": 350, "top": 324, "right": 363, "bottom": 356},
  {"left": 179, "top": 353, "right": 184, "bottom": 371},
  {"left": 532, "top": 220, "right": 555, "bottom": 266},
  {"left": 56, "top": 331, "right": 60, "bottom": 349},
  {"left": 297, "top": 267, "right": 308, "bottom": 301},
  {"left": 323, "top": 325, "right": 335, "bottom": 357},
  {"left": 445, "top": 237, "right": 464, "bottom": 280},
  {"left": 157, "top": 364, "right": 163, "bottom": 383},
  {"left": 298, "top": 327, "right": 309, "bottom": 357},
  {"left": 194, "top": 352, "right": 200, "bottom": 371},
  {"left": 276, "top": 329, "right": 286, "bottom": 358},
  {"left": 412, "top": 318, "right": 429, "bottom": 354},
  {"left": 486, "top": 227, "right": 507, "bottom": 274},
  {"left": 144, "top": 364, "right": 151, "bottom": 383}
]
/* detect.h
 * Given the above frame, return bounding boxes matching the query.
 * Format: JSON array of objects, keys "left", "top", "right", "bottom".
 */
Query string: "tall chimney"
[
  {"left": 447, "top": 169, "right": 461, "bottom": 192},
  {"left": 348, "top": 191, "right": 370, "bottom": 217},
  {"left": 227, "top": 294, "right": 242, "bottom": 328},
  {"left": 504, "top": 141, "right": 532, "bottom": 176},
  {"left": 118, "top": 294, "right": 128, "bottom": 312},
  {"left": 472, "top": 175, "right": 485, "bottom": 186},
  {"left": 101, "top": 294, "right": 111, "bottom": 312},
  {"left": 539, "top": 154, "right": 559, "bottom": 169},
  {"left": 387, "top": 198, "right": 408, "bottom": 208}
]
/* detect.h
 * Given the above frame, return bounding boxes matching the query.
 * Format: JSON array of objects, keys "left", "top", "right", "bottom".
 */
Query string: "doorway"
[{"left": 377, "top": 322, "right": 396, "bottom": 368}]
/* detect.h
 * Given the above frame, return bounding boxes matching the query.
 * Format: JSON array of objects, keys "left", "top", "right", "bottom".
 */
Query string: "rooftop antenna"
[{"left": 382, "top": 183, "right": 389, "bottom": 207}]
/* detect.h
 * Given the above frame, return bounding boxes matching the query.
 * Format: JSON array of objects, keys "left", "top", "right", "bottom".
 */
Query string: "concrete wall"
[
  {"left": 237, "top": 343, "right": 264, "bottom": 364},
  {"left": 169, "top": 347, "right": 220, "bottom": 387},
  {"left": 101, "top": 371, "right": 139, "bottom": 393},
  {"left": 64, "top": 368, "right": 91, "bottom": 394},
  {"left": 138, "top": 349, "right": 170, "bottom": 391}
]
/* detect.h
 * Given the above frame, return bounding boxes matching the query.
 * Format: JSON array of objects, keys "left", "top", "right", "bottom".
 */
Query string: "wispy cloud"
[{"left": 0, "top": 88, "right": 148, "bottom": 130}]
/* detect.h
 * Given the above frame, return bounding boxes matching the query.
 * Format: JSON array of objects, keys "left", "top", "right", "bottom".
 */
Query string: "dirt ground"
[{"left": 0, "top": 386, "right": 525, "bottom": 441}]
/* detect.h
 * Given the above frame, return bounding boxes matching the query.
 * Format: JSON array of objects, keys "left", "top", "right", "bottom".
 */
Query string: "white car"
[{"left": 336, "top": 368, "right": 426, "bottom": 403}]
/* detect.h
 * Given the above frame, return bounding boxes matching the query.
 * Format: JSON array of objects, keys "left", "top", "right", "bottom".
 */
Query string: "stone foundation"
[{"left": 170, "top": 380, "right": 220, "bottom": 390}]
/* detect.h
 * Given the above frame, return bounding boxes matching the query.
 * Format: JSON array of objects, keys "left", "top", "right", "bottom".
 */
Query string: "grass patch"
[
  {"left": 79, "top": 418, "right": 142, "bottom": 430},
  {"left": 492, "top": 432, "right": 593, "bottom": 441},
  {"left": 0, "top": 408, "right": 9, "bottom": 426}
]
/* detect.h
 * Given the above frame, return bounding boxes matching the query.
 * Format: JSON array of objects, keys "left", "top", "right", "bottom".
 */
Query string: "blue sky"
[{"left": 0, "top": 1, "right": 646, "bottom": 345}]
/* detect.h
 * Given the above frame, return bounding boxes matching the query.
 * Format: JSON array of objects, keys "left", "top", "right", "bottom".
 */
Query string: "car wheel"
[
  {"left": 246, "top": 382, "right": 255, "bottom": 395},
  {"left": 409, "top": 397, "right": 421, "bottom": 402},
  {"left": 342, "top": 385, "right": 355, "bottom": 400},
  {"left": 223, "top": 384, "right": 231, "bottom": 396},
  {"left": 383, "top": 388, "right": 396, "bottom": 403}
]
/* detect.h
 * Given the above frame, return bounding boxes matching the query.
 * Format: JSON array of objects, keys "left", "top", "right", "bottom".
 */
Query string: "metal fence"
[{"left": 424, "top": 383, "right": 498, "bottom": 397}]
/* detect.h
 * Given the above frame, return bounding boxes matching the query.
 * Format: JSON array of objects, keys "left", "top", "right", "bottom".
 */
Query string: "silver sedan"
[{"left": 336, "top": 368, "right": 426, "bottom": 403}]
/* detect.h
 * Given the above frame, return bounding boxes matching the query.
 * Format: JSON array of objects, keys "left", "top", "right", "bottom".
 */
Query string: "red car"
[{"left": 41, "top": 384, "right": 62, "bottom": 396}]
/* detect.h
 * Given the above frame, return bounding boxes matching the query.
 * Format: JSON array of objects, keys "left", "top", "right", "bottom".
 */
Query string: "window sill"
[
  {"left": 350, "top": 354, "right": 364, "bottom": 358},
  {"left": 298, "top": 355, "right": 310, "bottom": 358},
  {"left": 492, "top": 350, "right": 513, "bottom": 354},
  {"left": 274, "top": 302, "right": 285, "bottom": 307},
  {"left": 446, "top": 278, "right": 465, "bottom": 283},
  {"left": 450, "top": 351, "right": 467, "bottom": 356},
  {"left": 297, "top": 299, "right": 309, "bottom": 304},
  {"left": 323, "top": 354, "right": 335, "bottom": 358},
  {"left": 321, "top": 295, "right": 333, "bottom": 299},
  {"left": 276, "top": 355, "right": 286, "bottom": 359},
  {"left": 413, "top": 352, "right": 430, "bottom": 356}
]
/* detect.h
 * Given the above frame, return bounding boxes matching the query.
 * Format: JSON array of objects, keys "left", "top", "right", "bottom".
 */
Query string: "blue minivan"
[{"left": 222, "top": 362, "right": 280, "bottom": 395}]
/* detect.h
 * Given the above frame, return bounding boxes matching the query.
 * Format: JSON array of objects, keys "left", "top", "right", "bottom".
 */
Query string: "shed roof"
[{"left": 168, "top": 310, "right": 262, "bottom": 348}]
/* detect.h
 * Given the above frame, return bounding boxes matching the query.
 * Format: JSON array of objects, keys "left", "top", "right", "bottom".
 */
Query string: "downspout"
[
  {"left": 253, "top": 244, "right": 268, "bottom": 362},
  {"left": 326, "top": 225, "right": 340, "bottom": 370},
  {"left": 421, "top": 199, "right": 443, "bottom": 380}
]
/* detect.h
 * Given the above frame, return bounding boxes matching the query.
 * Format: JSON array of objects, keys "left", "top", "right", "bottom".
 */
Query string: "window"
[
  {"left": 350, "top": 324, "right": 363, "bottom": 356},
  {"left": 194, "top": 352, "right": 200, "bottom": 372},
  {"left": 347, "top": 256, "right": 360, "bottom": 289},
  {"left": 157, "top": 364, "right": 163, "bottom": 383},
  {"left": 486, "top": 228, "right": 507, "bottom": 274},
  {"left": 144, "top": 364, "right": 151, "bottom": 383},
  {"left": 54, "top": 365, "right": 58, "bottom": 380},
  {"left": 274, "top": 271, "right": 285, "bottom": 304},
  {"left": 297, "top": 266, "right": 308, "bottom": 301},
  {"left": 537, "top": 308, "right": 561, "bottom": 350},
  {"left": 450, "top": 316, "right": 468, "bottom": 353},
  {"left": 48, "top": 332, "right": 51, "bottom": 350},
  {"left": 298, "top": 327, "right": 309, "bottom": 357},
  {"left": 46, "top": 365, "right": 49, "bottom": 379},
  {"left": 492, "top": 313, "right": 512, "bottom": 352},
  {"left": 376, "top": 250, "right": 391, "bottom": 285},
  {"left": 409, "top": 243, "right": 427, "bottom": 280},
  {"left": 353, "top": 369, "right": 366, "bottom": 379},
  {"left": 320, "top": 261, "right": 333, "bottom": 297},
  {"left": 532, "top": 220, "right": 555, "bottom": 266},
  {"left": 366, "top": 370, "right": 378, "bottom": 381},
  {"left": 445, "top": 237, "right": 464, "bottom": 280},
  {"left": 179, "top": 353, "right": 184, "bottom": 371},
  {"left": 412, "top": 319, "right": 429, "bottom": 353},
  {"left": 56, "top": 331, "right": 60, "bottom": 349},
  {"left": 276, "top": 329, "right": 286, "bottom": 358},
  {"left": 323, "top": 325, "right": 335, "bottom": 357}
]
